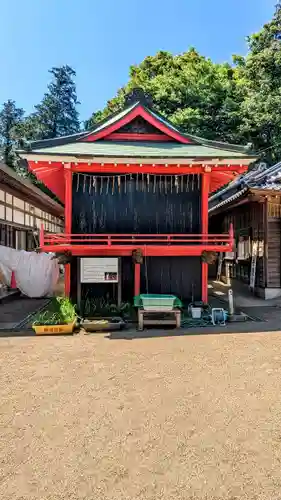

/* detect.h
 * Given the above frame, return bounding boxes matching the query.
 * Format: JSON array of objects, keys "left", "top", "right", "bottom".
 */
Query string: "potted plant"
[
  {"left": 32, "top": 296, "right": 77, "bottom": 335},
  {"left": 80, "top": 297, "right": 130, "bottom": 332}
]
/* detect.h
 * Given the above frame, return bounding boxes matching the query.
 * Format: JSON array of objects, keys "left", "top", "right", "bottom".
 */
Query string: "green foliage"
[
  {"left": 0, "top": 65, "right": 79, "bottom": 202},
  {"left": 0, "top": 100, "right": 24, "bottom": 167},
  {"left": 33, "top": 296, "right": 77, "bottom": 326},
  {"left": 81, "top": 297, "right": 131, "bottom": 319},
  {"left": 19, "top": 66, "right": 80, "bottom": 141},
  {"left": 32, "top": 311, "right": 65, "bottom": 326},
  {"left": 55, "top": 296, "right": 77, "bottom": 323},
  {"left": 84, "top": 4, "right": 281, "bottom": 163},
  {"left": 86, "top": 49, "right": 244, "bottom": 144},
  {"left": 228, "top": 2, "right": 281, "bottom": 162}
]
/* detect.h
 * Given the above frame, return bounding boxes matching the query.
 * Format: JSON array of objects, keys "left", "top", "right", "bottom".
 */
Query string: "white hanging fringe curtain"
[
  {"left": 0, "top": 246, "right": 59, "bottom": 298},
  {"left": 76, "top": 173, "right": 201, "bottom": 194}
]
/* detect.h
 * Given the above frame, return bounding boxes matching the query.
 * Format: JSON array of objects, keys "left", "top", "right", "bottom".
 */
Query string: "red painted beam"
[
  {"left": 43, "top": 234, "right": 231, "bottom": 245},
  {"left": 71, "top": 164, "right": 247, "bottom": 175},
  {"left": 106, "top": 133, "right": 173, "bottom": 142},
  {"left": 64, "top": 164, "right": 72, "bottom": 297},
  {"left": 40, "top": 244, "right": 232, "bottom": 257},
  {"left": 201, "top": 172, "right": 210, "bottom": 303}
]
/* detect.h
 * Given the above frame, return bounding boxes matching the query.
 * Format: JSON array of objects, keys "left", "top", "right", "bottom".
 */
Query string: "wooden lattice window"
[{"left": 268, "top": 202, "right": 281, "bottom": 218}]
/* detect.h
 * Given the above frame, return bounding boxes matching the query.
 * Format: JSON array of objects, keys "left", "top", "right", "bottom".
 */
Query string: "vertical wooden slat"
[
  {"left": 117, "top": 257, "right": 122, "bottom": 306},
  {"left": 77, "top": 257, "right": 81, "bottom": 312},
  {"left": 263, "top": 199, "right": 268, "bottom": 288}
]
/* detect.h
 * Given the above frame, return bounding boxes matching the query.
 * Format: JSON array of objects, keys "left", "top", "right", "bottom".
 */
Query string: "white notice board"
[{"left": 80, "top": 257, "right": 118, "bottom": 283}]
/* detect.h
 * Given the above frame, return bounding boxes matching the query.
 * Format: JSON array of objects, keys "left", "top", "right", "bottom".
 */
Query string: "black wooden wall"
[
  {"left": 71, "top": 173, "right": 202, "bottom": 303},
  {"left": 72, "top": 173, "right": 200, "bottom": 234},
  {"left": 122, "top": 256, "right": 201, "bottom": 302}
]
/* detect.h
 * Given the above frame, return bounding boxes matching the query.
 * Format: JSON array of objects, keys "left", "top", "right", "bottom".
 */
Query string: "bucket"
[{"left": 191, "top": 307, "right": 202, "bottom": 319}]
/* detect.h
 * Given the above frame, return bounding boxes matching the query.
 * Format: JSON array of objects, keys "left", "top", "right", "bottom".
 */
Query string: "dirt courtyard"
[{"left": 1, "top": 332, "right": 281, "bottom": 500}]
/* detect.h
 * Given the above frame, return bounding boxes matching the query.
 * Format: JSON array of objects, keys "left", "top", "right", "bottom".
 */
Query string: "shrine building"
[{"left": 19, "top": 94, "right": 257, "bottom": 306}]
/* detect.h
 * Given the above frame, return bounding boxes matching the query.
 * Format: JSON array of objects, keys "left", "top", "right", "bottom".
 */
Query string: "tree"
[
  {"left": 86, "top": 49, "right": 245, "bottom": 143},
  {"left": 236, "top": 2, "right": 281, "bottom": 162},
  {"left": 21, "top": 65, "right": 80, "bottom": 141},
  {"left": 0, "top": 100, "right": 24, "bottom": 167}
]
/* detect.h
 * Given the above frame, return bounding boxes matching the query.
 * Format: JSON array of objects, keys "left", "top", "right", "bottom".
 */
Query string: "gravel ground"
[{"left": 1, "top": 331, "right": 281, "bottom": 500}]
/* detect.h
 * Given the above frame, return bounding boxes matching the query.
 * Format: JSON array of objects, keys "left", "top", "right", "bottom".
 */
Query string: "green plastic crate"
[{"left": 134, "top": 294, "right": 182, "bottom": 311}]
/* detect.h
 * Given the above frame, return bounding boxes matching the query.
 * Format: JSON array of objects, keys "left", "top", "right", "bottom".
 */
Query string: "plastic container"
[
  {"left": 139, "top": 294, "right": 177, "bottom": 311},
  {"left": 191, "top": 307, "right": 202, "bottom": 319},
  {"left": 81, "top": 318, "right": 124, "bottom": 332},
  {"left": 33, "top": 321, "right": 75, "bottom": 335}
]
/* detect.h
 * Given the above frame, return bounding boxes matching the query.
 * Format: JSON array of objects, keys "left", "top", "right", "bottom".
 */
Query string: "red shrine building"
[{"left": 19, "top": 95, "right": 257, "bottom": 305}]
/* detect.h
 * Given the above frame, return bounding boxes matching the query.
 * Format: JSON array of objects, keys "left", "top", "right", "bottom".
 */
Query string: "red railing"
[{"left": 40, "top": 225, "right": 233, "bottom": 250}]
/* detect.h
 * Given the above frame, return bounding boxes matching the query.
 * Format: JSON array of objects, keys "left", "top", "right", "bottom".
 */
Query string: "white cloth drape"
[{"left": 0, "top": 246, "right": 59, "bottom": 298}]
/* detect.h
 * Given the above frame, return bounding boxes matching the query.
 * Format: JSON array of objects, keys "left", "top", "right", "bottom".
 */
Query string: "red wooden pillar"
[
  {"left": 134, "top": 263, "right": 141, "bottom": 297},
  {"left": 64, "top": 163, "right": 72, "bottom": 297},
  {"left": 201, "top": 169, "right": 210, "bottom": 303}
]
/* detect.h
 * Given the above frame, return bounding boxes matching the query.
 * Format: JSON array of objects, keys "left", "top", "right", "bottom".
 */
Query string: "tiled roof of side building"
[{"left": 209, "top": 161, "right": 281, "bottom": 212}]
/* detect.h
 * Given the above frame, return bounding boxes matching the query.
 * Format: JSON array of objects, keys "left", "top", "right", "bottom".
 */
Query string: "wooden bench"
[{"left": 137, "top": 308, "right": 181, "bottom": 331}]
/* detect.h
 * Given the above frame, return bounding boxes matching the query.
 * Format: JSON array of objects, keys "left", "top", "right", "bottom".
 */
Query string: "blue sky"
[{"left": 0, "top": 0, "right": 276, "bottom": 122}]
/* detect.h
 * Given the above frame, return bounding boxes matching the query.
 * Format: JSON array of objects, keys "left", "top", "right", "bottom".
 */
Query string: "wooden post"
[
  {"left": 117, "top": 257, "right": 122, "bottom": 306},
  {"left": 134, "top": 263, "right": 141, "bottom": 297},
  {"left": 77, "top": 257, "right": 81, "bottom": 312},
  {"left": 201, "top": 170, "right": 210, "bottom": 303},
  {"left": 64, "top": 163, "right": 72, "bottom": 297},
  {"left": 263, "top": 198, "right": 268, "bottom": 288}
]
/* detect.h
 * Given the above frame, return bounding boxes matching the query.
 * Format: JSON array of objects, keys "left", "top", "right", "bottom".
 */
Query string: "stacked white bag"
[{"left": 0, "top": 246, "right": 59, "bottom": 298}]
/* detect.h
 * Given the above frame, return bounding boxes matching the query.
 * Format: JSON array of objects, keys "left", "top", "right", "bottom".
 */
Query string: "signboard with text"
[{"left": 80, "top": 257, "right": 118, "bottom": 283}]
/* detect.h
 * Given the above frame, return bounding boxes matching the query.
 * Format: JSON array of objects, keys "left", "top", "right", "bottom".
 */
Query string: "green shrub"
[{"left": 33, "top": 297, "right": 77, "bottom": 326}]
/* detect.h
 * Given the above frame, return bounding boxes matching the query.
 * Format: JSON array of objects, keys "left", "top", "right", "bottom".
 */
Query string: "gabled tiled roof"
[
  {"left": 209, "top": 161, "right": 281, "bottom": 213},
  {"left": 20, "top": 100, "right": 255, "bottom": 157},
  {"left": 24, "top": 141, "right": 253, "bottom": 159}
]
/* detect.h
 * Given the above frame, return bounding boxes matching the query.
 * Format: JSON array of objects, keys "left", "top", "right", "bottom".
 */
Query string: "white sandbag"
[{"left": 0, "top": 246, "right": 59, "bottom": 298}]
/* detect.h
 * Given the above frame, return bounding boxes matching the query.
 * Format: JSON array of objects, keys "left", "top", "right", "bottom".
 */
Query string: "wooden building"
[
  {"left": 0, "top": 162, "right": 63, "bottom": 251},
  {"left": 19, "top": 95, "right": 256, "bottom": 305},
  {"left": 209, "top": 162, "right": 281, "bottom": 299}
]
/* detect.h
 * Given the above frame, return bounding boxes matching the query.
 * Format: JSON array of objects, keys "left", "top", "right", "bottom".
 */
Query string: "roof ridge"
[{"left": 182, "top": 133, "right": 252, "bottom": 154}]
